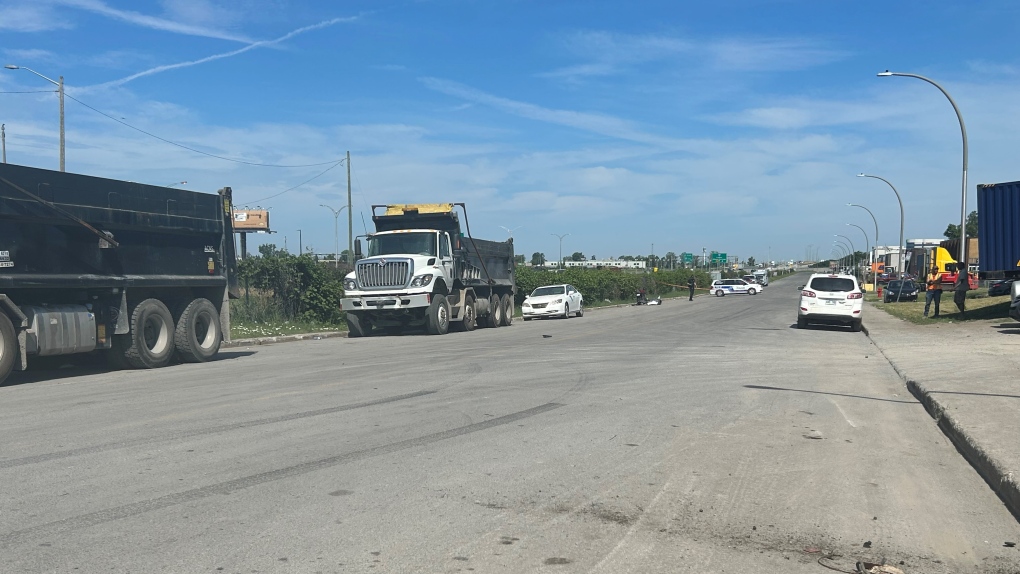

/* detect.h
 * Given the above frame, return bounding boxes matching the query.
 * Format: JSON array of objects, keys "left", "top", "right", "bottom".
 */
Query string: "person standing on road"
[
  {"left": 954, "top": 267, "right": 970, "bottom": 317},
  {"left": 688, "top": 276, "right": 696, "bottom": 301},
  {"left": 923, "top": 266, "right": 942, "bottom": 318}
]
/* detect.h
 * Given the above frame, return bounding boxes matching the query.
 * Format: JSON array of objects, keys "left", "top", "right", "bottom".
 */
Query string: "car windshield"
[
  {"left": 532, "top": 286, "right": 565, "bottom": 297},
  {"left": 809, "top": 277, "right": 856, "bottom": 292},
  {"left": 367, "top": 232, "right": 437, "bottom": 256}
]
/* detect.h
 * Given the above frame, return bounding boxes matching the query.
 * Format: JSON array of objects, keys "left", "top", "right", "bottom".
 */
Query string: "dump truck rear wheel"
[
  {"left": 0, "top": 312, "right": 16, "bottom": 385},
  {"left": 499, "top": 294, "right": 513, "bottom": 326},
  {"left": 484, "top": 294, "right": 501, "bottom": 328},
  {"left": 174, "top": 298, "right": 221, "bottom": 363},
  {"left": 452, "top": 296, "right": 476, "bottom": 332},
  {"left": 115, "top": 299, "right": 175, "bottom": 369}
]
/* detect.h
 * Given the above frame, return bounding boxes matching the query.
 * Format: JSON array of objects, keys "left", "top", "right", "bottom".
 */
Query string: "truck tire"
[
  {"left": 452, "top": 296, "right": 476, "bottom": 332},
  {"left": 499, "top": 294, "right": 513, "bottom": 326},
  {"left": 114, "top": 299, "right": 175, "bottom": 369},
  {"left": 483, "top": 294, "right": 501, "bottom": 328},
  {"left": 0, "top": 312, "right": 16, "bottom": 385},
  {"left": 426, "top": 295, "right": 450, "bottom": 335},
  {"left": 174, "top": 298, "right": 221, "bottom": 363},
  {"left": 346, "top": 312, "right": 371, "bottom": 338}
]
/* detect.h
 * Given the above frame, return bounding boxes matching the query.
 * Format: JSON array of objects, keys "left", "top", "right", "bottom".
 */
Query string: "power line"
[
  {"left": 63, "top": 92, "right": 345, "bottom": 168},
  {"left": 0, "top": 90, "right": 57, "bottom": 94},
  {"left": 245, "top": 159, "right": 346, "bottom": 203}
]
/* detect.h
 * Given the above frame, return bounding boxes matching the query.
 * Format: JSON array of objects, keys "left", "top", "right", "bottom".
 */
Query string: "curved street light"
[
  {"left": 857, "top": 173, "right": 905, "bottom": 300},
  {"left": 835, "top": 234, "right": 856, "bottom": 278},
  {"left": 833, "top": 243, "right": 849, "bottom": 272},
  {"left": 4, "top": 64, "right": 64, "bottom": 171},
  {"left": 321, "top": 204, "right": 348, "bottom": 269},
  {"left": 878, "top": 70, "right": 968, "bottom": 266},
  {"left": 847, "top": 223, "right": 871, "bottom": 286},
  {"left": 166, "top": 181, "right": 187, "bottom": 188},
  {"left": 550, "top": 233, "right": 570, "bottom": 269},
  {"left": 848, "top": 203, "right": 880, "bottom": 295}
]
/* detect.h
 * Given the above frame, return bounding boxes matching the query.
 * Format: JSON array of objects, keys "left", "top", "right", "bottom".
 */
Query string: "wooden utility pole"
[{"left": 347, "top": 151, "right": 353, "bottom": 265}]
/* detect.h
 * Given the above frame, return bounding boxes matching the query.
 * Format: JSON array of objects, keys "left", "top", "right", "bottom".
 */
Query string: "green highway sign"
[
  {"left": 682, "top": 252, "right": 694, "bottom": 264},
  {"left": 710, "top": 252, "right": 727, "bottom": 263}
]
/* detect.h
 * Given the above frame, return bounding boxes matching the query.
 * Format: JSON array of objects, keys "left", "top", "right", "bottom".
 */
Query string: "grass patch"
[
  {"left": 231, "top": 321, "right": 344, "bottom": 339},
  {"left": 871, "top": 291, "right": 1011, "bottom": 324}
]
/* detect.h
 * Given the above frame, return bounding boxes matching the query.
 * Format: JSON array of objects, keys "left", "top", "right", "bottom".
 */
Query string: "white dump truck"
[{"left": 340, "top": 203, "right": 515, "bottom": 336}]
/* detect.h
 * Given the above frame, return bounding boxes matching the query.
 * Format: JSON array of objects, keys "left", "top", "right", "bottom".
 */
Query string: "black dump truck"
[
  {"left": 0, "top": 163, "right": 238, "bottom": 384},
  {"left": 340, "top": 203, "right": 515, "bottom": 335}
]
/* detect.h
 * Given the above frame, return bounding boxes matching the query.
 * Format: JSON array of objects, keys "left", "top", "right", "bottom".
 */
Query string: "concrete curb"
[
  {"left": 223, "top": 331, "right": 346, "bottom": 348},
  {"left": 863, "top": 324, "right": 1020, "bottom": 522}
]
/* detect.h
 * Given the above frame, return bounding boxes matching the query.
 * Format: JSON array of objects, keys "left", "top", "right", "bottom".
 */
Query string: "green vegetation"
[
  {"left": 230, "top": 244, "right": 348, "bottom": 338},
  {"left": 514, "top": 266, "right": 711, "bottom": 306},
  {"left": 871, "top": 290, "right": 1010, "bottom": 324}
]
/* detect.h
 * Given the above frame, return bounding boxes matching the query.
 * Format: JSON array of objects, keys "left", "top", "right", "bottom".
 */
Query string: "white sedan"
[
  {"left": 709, "top": 278, "right": 760, "bottom": 296},
  {"left": 522, "top": 284, "right": 584, "bottom": 320}
]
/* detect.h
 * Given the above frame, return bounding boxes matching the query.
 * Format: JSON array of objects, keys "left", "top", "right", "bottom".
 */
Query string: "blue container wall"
[{"left": 978, "top": 181, "right": 1020, "bottom": 274}]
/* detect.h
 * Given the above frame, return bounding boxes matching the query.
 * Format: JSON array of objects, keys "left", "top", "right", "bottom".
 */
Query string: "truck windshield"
[{"left": 367, "top": 232, "right": 437, "bottom": 257}]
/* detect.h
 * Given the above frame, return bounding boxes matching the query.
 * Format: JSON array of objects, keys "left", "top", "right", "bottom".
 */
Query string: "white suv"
[{"left": 797, "top": 273, "right": 863, "bottom": 331}]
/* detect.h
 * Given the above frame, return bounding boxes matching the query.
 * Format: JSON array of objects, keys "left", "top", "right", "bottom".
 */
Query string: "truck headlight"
[
  {"left": 410, "top": 274, "right": 434, "bottom": 287},
  {"left": 344, "top": 279, "right": 357, "bottom": 291}
]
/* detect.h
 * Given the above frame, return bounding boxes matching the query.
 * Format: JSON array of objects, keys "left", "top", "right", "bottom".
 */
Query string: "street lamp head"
[
  {"left": 877, "top": 70, "right": 893, "bottom": 77},
  {"left": 856, "top": 173, "right": 867, "bottom": 177},
  {"left": 4, "top": 64, "right": 19, "bottom": 70}
]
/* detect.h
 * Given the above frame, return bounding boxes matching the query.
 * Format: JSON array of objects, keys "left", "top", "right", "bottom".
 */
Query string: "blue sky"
[{"left": 2, "top": 0, "right": 1019, "bottom": 264}]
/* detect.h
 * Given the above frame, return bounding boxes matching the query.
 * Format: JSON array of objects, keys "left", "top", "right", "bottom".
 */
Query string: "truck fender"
[{"left": 0, "top": 294, "right": 29, "bottom": 371}]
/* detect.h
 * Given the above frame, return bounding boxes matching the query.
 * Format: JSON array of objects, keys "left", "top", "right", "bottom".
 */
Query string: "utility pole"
[
  {"left": 347, "top": 151, "right": 353, "bottom": 265},
  {"left": 298, "top": 229, "right": 303, "bottom": 255},
  {"left": 1, "top": 124, "right": 5, "bottom": 163}
]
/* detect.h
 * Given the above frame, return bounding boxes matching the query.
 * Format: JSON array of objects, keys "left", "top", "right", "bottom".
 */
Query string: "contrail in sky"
[{"left": 88, "top": 16, "right": 357, "bottom": 90}]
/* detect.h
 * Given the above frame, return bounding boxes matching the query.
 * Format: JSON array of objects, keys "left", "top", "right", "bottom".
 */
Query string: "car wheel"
[
  {"left": 715, "top": 291, "right": 724, "bottom": 297},
  {"left": 748, "top": 288, "right": 757, "bottom": 296},
  {"left": 797, "top": 316, "right": 808, "bottom": 329},
  {"left": 577, "top": 303, "right": 583, "bottom": 317},
  {"left": 851, "top": 319, "right": 863, "bottom": 332},
  {"left": 562, "top": 304, "right": 570, "bottom": 319}
]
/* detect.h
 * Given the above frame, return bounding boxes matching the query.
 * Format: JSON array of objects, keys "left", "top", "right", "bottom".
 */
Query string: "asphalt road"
[{"left": 3, "top": 276, "right": 1019, "bottom": 573}]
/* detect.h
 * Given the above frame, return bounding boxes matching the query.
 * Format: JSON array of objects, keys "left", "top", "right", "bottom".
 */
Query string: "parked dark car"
[
  {"left": 883, "top": 280, "right": 919, "bottom": 302},
  {"left": 989, "top": 278, "right": 1014, "bottom": 297}
]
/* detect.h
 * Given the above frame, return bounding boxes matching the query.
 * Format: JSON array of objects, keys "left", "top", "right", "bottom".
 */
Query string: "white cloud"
[
  {"left": 0, "top": 2, "right": 74, "bottom": 32},
  {"left": 421, "top": 77, "right": 689, "bottom": 148},
  {"left": 1, "top": 48, "right": 58, "bottom": 63},
  {"left": 51, "top": 0, "right": 252, "bottom": 42}
]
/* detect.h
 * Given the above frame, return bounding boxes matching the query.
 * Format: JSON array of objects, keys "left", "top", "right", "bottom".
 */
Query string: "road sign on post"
[
  {"left": 710, "top": 252, "right": 727, "bottom": 266},
  {"left": 682, "top": 252, "right": 694, "bottom": 265}
]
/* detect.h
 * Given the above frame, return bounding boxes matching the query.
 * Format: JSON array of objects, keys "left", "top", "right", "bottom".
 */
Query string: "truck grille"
[{"left": 357, "top": 258, "right": 412, "bottom": 289}]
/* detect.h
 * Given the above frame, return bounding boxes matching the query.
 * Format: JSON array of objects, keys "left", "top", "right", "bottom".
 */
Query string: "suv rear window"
[{"left": 809, "top": 277, "right": 856, "bottom": 292}]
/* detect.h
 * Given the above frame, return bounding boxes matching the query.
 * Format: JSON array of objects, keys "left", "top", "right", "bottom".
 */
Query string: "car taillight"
[
  {"left": 801, "top": 290, "right": 816, "bottom": 298},
  {"left": 847, "top": 292, "right": 863, "bottom": 299}
]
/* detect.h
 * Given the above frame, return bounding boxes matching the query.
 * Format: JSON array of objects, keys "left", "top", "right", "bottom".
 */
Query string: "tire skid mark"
[
  {"left": 0, "top": 402, "right": 564, "bottom": 547},
  {"left": 0, "top": 390, "right": 438, "bottom": 469}
]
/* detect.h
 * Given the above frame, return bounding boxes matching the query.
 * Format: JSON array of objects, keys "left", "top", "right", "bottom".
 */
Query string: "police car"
[{"left": 709, "top": 278, "right": 760, "bottom": 296}]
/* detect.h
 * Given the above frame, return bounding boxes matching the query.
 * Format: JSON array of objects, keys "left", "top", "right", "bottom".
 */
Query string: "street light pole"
[
  {"left": 835, "top": 241, "right": 852, "bottom": 269},
  {"left": 166, "top": 181, "right": 187, "bottom": 188},
  {"left": 858, "top": 173, "right": 905, "bottom": 301},
  {"left": 847, "top": 224, "right": 870, "bottom": 285},
  {"left": 835, "top": 234, "right": 856, "bottom": 278},
  {"left": 848, "top": 203, "right": 880, "bottom": 296},
  {"left": 833, "top": 243, "right": 849, "bottom": 272},
  {"left": 321, "top": 204, "right": 347, "bottom": 269},
  {"left": 4, "top": 65, "right": 63, "bottom": 171},
  {"left": 551, "top": 233, "right": 569, "bottom": 269},
  {"left": 878, "top": 71, "right": 968, "bottom": 267},
  {"left": 500, "top": 226, "right": 522, "bottom": 240}
]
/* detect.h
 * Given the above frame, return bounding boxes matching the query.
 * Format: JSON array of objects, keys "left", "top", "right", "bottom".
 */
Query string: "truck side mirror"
[{"left": 354, "top": 239, "right": 363, "bottom": 261}]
